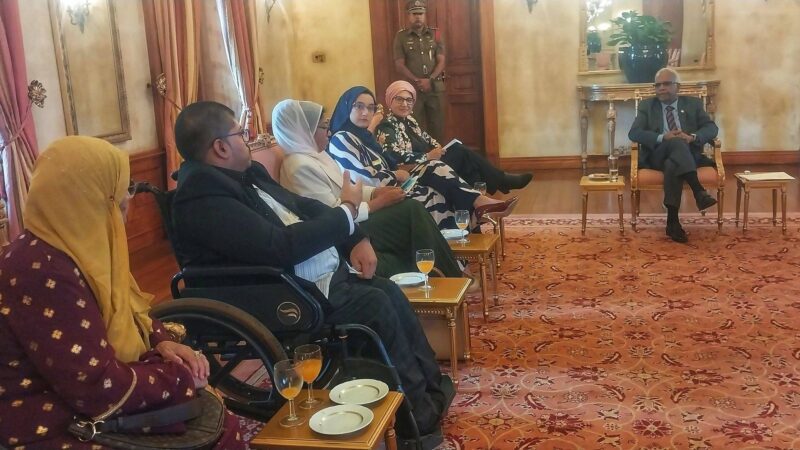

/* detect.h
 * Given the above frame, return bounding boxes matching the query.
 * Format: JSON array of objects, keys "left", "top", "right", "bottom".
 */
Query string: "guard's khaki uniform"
[{"left": 393, "top": 25, "right": 446, "bottom": 142}]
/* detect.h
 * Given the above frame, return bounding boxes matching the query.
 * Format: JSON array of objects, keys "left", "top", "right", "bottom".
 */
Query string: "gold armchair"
[{"left": 630, "top": 139, "right": 724, "bottom": 231}]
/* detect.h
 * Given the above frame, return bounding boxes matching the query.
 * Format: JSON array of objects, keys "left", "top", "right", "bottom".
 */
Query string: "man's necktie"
[{"left": 665, "top": 105, "right": 677, "bottom": 131}]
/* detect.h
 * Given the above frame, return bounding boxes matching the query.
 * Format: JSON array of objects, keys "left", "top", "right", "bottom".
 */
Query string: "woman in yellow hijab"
[{"left": 0, "top": 136, "right": 244, "bottom": 449}]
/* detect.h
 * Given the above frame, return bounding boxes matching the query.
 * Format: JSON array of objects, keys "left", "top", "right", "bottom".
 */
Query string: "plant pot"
[{"left": 618, "top": 45, "right": 668, "bottom": 83}]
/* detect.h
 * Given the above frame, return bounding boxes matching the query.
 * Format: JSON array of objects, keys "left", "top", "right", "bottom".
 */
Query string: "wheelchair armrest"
[{"left": 171, "top": 265, "right": 326, "bottom": 336}]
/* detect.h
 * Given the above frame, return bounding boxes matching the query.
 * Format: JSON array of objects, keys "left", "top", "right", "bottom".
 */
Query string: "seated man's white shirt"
[{"left": 254, "top": 186, "right": 354, "bottom": 297}]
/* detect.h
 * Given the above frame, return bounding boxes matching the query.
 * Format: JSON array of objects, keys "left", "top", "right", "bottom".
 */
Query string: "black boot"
[
  {"left": 695, "top": 191, "right": 717, "bottom": 211},
  {"left": 499, "top": 172, "right": 533, "bottom": 193},
  {"left": 665, "top": 205, "right": 688, "bottom": 243}
]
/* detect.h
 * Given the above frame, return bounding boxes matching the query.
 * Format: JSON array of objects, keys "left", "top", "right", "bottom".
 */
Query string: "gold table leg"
[
  {"left": 491, "top": 250, "right": 499, "bottom": 306},
  {"left": 461, "top": 301, "right": 472, "bottom": 361},
  {"left": 735, "top": 181, "right": 742, "bottom": 227},
  {"left": 581, "top": 191, "right": 588, "bottom": 235},
  {"left": 782, "top": 185, "right": 788, "bottom": 234},
  {"left": 447, "top": 307, "right": 458, "bottom": 390},
  {"left": 617, "top": 192, "right": 624, "bottom": 234},
  {"left": 479, "top": 254, "right": 488, "bottom": 320},
  {"left": 743, "top": 186, "right": 751, "bottom": 232},
  {"left": 772, "top": 188, "right": 778, "bottom": 227}
]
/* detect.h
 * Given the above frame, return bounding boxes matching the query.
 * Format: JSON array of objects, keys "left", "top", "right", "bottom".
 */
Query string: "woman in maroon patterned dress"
[{"left": 0, "top": 136, "right": 245, "bottom": 449}]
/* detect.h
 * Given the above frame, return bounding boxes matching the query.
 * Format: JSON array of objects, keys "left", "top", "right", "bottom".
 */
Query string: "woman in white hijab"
[{"left": 274, "top": 99, "right": 463, "bottom": 278}]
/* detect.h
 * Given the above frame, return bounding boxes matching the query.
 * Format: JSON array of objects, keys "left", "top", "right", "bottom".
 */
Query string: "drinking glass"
[
  {"left": 415, "top": 249, "right": 434, "bottom": 291},
  {"left": 454, "top": 210, "right": 470, "bottom": 244},
  {"left": 294, "top": 344, "right": 322, "bottom": 409},
  {"left": 273, "top": 359, "right": 305, "bottom": 427},
  {"left": 608, "top": 154, "right": 619, "bottom": 182},
  {"left": 474, "top": 181, "right": 487, "bottom": 196}
]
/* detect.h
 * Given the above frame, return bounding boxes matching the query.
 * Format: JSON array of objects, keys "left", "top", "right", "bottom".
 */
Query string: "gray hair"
[{"left": 655, "top": 67, "right": 681, "bottom": 83}]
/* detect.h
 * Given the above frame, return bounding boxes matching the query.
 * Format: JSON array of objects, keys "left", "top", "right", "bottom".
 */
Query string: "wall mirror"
[
  {"left": 579, "top": 0, "right": 715, "bottom": 74},
  {"left": 48, "top": 0, "right": 130, "bottom": 142}
]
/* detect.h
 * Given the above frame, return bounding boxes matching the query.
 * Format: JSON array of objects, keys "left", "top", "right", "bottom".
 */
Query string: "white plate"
[
  {"left": 441, "top": 229, "right": 468, "bottom": 240},
  {"left": 329, "top": 379, "right": 390, "bottom": 405},
  {"left": 390, "top": 272, "right": 426, "bottom": 287},
  {"left": 309, "top": 404, "right": 374, "bottom": 436}
]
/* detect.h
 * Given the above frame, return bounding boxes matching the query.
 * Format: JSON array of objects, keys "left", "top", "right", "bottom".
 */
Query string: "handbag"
[{"left": 68, "top": 387, "right": 225, "bottom": 450}]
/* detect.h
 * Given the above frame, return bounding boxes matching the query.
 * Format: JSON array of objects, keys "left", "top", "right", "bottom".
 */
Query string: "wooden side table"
[
  {"left": 735, "top": 172, "right": 796, "bottom": 233},
  {"left": 449, "top": 233, "right": 499, "bottom": 320},
  {"left": 579, "top": 175, "right": 625, "bottom": 235},
  {"left": 251, "top": 391, "right": 404, "bottom": 450},
  {"left": 403, "top": 277, "right": 472, "bottom": 387}
]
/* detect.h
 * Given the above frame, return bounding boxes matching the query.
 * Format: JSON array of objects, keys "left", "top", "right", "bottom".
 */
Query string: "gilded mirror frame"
[
  {"left": 48, "top": 0, "right": 131, "bottom": 143},
  {"left": 578, "top": 0, "right": 715, "bottom": 75}
]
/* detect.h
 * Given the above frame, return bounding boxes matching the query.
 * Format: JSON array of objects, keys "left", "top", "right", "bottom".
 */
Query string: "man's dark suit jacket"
[
  {"left": 628, "top": 96, "right": 719, "bottom": 169},
  {"left": 171, "top": 160, "right": 364, "bottom": 271}
]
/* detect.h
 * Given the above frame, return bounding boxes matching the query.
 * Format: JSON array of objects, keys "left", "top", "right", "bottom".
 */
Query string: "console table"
[{"left": 577, "top": 80, "right": 720, "bottom": 174}]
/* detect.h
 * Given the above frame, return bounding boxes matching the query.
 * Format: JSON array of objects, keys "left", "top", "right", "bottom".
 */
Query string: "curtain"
[
  {"left": 217, "top": 0, "right": 265, "bottom": 134},
  {"left": 142, "top": 0, "right": 201, "bottom": 188},
  {"left": 0, "top": 0, "right": 39, "bottom": 244}
]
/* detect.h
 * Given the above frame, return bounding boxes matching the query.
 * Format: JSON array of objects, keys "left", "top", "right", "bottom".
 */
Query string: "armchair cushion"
[{"left": 637, "top": 167, "right": 720, "bottom": 189}]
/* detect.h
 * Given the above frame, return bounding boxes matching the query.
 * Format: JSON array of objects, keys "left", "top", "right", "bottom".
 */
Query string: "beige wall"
[
  {"left": 495, "top": 0, "right": 800, "bottom": 157},
  {"left": 19, "top": 0, "right": 157, "bottom": 153},
  {"left": 284, "top": 0, "right": 375, "bottom": 114}
]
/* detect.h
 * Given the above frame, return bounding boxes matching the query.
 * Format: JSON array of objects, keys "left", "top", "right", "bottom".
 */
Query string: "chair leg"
[
  {"left": 631, "top": 189, "right": 639, "bottom": 231},
  {"left": 717, "top": 188, "right": 724, "bottom": 232}
]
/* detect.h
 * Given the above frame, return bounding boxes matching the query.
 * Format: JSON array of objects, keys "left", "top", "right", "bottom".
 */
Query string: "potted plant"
[{"left": 607, "top": 11, "right": 671, "bottom": 83}]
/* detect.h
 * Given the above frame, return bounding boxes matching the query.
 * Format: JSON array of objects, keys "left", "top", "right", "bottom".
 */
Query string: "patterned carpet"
[
  {"left": 239, "top": 214, "right": 800, "bottom": 449},
  {"left": 440, "top": 213, "right": 800, "bottom": 450}
]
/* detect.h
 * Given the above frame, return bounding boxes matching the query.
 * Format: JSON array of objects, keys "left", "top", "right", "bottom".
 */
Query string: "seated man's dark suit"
[
  {"left": 171, "top": 160, "right": 445, "bottom": 435},
  {"left": 629, "top": 96, "right": 719, "bottom": 208}
]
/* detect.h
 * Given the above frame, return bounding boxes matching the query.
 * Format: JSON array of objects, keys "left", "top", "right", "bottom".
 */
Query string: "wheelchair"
[{"left": 136, "top": 182, "right": 427, "bottom": 448}]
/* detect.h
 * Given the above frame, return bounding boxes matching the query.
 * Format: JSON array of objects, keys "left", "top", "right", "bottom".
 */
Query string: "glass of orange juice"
[
  {"left": 295, "top": 344, "right": 323, "bottom": 409},
  {"left": 416, "top": 249, "right": 434, "bottom": 291},
  {"left": 274, "top": 359, "right": 304, "bottom": 427}
]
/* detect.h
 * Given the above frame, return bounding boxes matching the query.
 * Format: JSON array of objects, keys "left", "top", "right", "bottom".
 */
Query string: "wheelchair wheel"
[{"left": 150, "top": 298, "right": 287, "bottom": 421}]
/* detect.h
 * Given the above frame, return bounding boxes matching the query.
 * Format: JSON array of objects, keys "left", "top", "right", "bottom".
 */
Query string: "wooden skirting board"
[{"left": 497, "top": 150, "right": 800, "bottom": 171}]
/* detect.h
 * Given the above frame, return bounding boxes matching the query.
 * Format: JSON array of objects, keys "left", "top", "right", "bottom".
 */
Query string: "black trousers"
[
  {"left": 441, "top": 143, "right": 506, "bottom": 194},
  {"left": 325, "top": 273, "right": 444, "bottom": 435}
]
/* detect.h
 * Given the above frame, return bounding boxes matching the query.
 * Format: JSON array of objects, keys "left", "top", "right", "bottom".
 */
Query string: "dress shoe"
[
  {"left": 474, "top": 196, "right": 518, "bottom": 223},
  {"left": 499, "top": 172, "right": 533, "bottom": 193},
  {"left": 695, "top": 192, "right": 717, "bottom": 211},
  {"left": 666, "top": 223, "right": 688, "bottom": 243}
]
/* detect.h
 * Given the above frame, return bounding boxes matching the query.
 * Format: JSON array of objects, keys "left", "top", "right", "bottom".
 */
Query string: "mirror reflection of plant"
[{"left": 607, "top": 11, "right": 671, "bottom": 48}]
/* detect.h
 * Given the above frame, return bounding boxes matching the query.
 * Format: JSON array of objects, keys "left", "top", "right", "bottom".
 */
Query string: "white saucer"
[
  {"left": 309, "top": 404, "right": 374, "bottom": 435},
  {"left": 441, "top": 229, "right": 468, "bottom": 240},
  {"left": 329, "top": 379, "right": 390, "bottom": 405},
  {"left": 389, "top": 272, "right": 426, "bottom": 287}
]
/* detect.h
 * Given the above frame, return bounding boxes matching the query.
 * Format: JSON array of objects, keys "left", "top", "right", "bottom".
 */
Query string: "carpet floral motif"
[{"left": 438, "top": 215, "right": 800, "bottom": 449}]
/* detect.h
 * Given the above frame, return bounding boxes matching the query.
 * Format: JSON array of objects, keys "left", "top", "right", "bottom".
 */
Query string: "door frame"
[{"left": 368, "top": 0, "right": 500, "bottom": 164}]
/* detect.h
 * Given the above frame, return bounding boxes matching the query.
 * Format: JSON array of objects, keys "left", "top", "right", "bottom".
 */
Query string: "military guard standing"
[{"left": 393, "top": 0, "right": 446, "bottom": 142}]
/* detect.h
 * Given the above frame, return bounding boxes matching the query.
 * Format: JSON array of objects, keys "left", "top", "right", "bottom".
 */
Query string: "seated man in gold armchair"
[{"left": 629, "top": 68, "right": 719, "bottom": 243}]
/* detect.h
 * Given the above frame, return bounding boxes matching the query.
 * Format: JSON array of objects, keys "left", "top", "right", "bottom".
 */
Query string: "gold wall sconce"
[{"left": 64, "top": 0, "right": 90, "bottom": 33}]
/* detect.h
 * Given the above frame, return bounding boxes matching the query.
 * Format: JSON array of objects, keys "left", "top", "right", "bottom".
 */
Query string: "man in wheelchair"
[{"left": 170, "top": 101, "right": 451, "bottom": 443}]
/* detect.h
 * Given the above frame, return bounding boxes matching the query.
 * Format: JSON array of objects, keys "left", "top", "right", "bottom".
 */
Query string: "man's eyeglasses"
[
  {"left": 392, "top": 96, "right": 415, "bottom": 106},
  {"left": 654, "top": 81, "right": 678, "bottom": 88},
  {"left": 352, "top": 102, "right": 377, "bottom": 114},
  {"left": 218, "top": 128, "right": 251, "bottom": 142}
]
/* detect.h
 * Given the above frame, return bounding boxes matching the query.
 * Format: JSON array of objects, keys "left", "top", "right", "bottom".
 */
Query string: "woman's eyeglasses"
[
  {"left": 352, "top": 102, "right": 377, "bottom": 114},
  {"left": 392, "top": 96, "right": 415, "bottom": 106}
]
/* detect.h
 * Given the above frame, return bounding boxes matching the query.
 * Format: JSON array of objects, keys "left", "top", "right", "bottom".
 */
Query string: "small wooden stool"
[
  {"left": 251, "top": 390, "right": 404, "bottom": 450},
  {"left": 403, "top": 277, "right": 472, "bottom": 388},
  {"left": 449, "top": 233, "right": 499, "bottom": 320},
  {"left": 735, "top": 172, "right": 795, "bottom": 233},
  {"left": 580, "top": 175, "right": 625, "bottom": 235}
]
